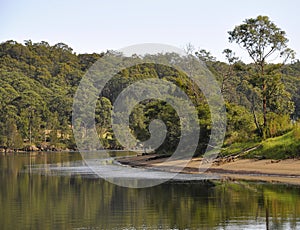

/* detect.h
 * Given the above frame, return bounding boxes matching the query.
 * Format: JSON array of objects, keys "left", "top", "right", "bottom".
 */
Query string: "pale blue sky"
[{"left": 1, "top": 0, "right": 299, "bottom": 62}]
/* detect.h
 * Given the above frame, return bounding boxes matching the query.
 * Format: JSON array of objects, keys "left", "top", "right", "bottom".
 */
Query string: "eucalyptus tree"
[{"left": 228, "top": 15, "right": 295, "bottom": 137}]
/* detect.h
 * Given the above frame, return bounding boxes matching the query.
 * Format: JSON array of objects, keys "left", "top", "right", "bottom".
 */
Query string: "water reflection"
[
  {"left": 26, "top": 151, "right": 220, "bottom": 188},
  {"left": 0, "top": 152, "right": 300, "bottom": 229}
]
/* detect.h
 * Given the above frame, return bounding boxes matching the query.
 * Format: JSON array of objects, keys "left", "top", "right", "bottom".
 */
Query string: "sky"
[{"left": 1, "top": 0, "right": 300, "bottom": 62}]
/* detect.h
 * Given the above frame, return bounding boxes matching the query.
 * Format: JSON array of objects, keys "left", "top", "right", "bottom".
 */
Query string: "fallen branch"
[{"left": 214, "top": 144, "right": 262, "bottom": 165}]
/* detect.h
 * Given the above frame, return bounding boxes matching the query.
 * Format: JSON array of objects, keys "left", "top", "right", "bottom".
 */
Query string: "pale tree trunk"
[
  {"left": 261, "top": 64, "right": 268, "bottom": 138},
  {"left": 251, "top": 96, "right": 262, "bottom": 136}
]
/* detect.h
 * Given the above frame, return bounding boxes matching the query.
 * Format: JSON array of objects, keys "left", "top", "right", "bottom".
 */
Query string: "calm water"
[{"left": 1, "top": 152, "right": 300, "bottom": 230}]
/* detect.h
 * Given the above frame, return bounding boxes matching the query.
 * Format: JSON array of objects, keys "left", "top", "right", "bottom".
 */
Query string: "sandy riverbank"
[{"left": 117, "top": 154, "right": 300, "bottom": 185}]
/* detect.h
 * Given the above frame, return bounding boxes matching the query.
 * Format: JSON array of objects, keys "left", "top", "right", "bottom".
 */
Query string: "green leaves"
[
  {"left": 0, "top": 41, "right": 83, "bottom": 148},
  {"left": 0, "top": 118, "right": 23, "bottom": 150},
  {"left": 228, "top": 15, "right": 295, "bottom": 138},
  {"left": 228, "top": 15, "right": 290, "bottom": 64},
  {"left": 0, "top": 37, "right": 299, "bottom": 152}
]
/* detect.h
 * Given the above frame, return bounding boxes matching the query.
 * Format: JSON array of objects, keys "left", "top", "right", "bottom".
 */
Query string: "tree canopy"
[
  {"left": 228, "top": 15, "right": 296, "bottom": 138},
  {"left": 0, "top": 16, "right": 299, "bottom": 155}
]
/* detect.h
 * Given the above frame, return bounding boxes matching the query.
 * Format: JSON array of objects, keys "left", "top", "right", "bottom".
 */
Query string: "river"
[{"left": 0, "top": 152, "right": 300, "bottom": 229}]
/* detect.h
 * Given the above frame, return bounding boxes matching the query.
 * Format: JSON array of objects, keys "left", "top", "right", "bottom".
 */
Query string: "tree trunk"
[
  {"left": 262, "top": 90, "right": 267, "bottom": 138},
  {"left": 261, "top": 64, "right": 267, "bottom": 139},
  {"left": 253, "top": 109, "right": 262, "bottom": 136},
  {"left": 251, "top": 96, "right": 262, "bottom": 136}
]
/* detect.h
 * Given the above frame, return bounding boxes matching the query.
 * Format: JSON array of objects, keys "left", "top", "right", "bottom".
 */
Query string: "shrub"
[
  {"left": 293, "top": 122, "right": 300, "bottom": 141},
  {"left": 267, "top": 113, "right": 293, "bottom": 137},
  {"left": 225, "top": 103, "right": 256, "bottom": 144}
]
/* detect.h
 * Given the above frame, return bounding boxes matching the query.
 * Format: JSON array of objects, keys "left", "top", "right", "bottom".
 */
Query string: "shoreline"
[{"left": 117, "top": 154, "right": 300, "bottom": 185}]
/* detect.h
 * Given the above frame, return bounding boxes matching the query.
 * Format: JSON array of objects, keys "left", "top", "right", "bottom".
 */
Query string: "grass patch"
[
  {"left": 294, "top": 123, "right": 300, "bottom": 140},
  {"left": 220, "top": 141, "right": 260, "bottom": 157},
  {"left": 248, "top": 131, "right": 300, "bottom": 159},
  {"left": 221, "top": 127, "right": 300, "bottom": 160}
]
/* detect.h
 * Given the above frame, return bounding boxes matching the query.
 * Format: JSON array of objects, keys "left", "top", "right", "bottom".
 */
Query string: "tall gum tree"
[{"left": 228, "top": 15, "right": 295, "bottom": 138}]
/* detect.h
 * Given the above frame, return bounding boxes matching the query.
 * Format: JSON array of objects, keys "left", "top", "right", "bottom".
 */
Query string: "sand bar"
[{"left": 117, "top": 155, "right": 300, "bottom": 185}]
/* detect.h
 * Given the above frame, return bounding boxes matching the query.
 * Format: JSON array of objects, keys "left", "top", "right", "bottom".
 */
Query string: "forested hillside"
[
  {"left": 0, "top": 39, "right": 299, "bottom": 155},
  {"left": 0, "top": 40, "right": 101, "bottom": 151}
]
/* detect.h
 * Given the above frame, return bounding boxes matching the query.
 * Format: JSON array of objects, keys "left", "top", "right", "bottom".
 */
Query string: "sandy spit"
[{"left": 117, "top": 155, "right": 300, "bottom": 185}]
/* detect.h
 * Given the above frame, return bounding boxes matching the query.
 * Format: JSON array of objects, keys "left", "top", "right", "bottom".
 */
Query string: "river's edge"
[{"left": 117, "top": 154, "right": 300, "bottom": 185}]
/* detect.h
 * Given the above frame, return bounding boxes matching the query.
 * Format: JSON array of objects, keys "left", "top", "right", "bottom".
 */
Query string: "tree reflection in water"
[{"left": 0, "top": 152, "right": 299, "bottom": 230}]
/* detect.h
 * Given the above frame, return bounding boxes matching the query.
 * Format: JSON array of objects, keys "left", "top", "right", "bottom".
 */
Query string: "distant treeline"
[{"left": 0, "top": 39, "right": 299, "bottom": 153}]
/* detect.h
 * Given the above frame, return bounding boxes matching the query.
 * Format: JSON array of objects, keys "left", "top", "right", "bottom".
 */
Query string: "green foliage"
[
  {"left": 228, "top": 15, "right": 290, "bottom": 64},
  {"left": 225, "top": 103, "right": 256, "bottom": 144},
  {"left": 281, "top": 62, "right": 300, "bottom": 118},
  {"left": 228, "top": 15, "right": 295, "bottom": 138},
  {"left": 0, "top": 38, "right": 299, "bottom": 158},
  {"left": 105, "top": 62, "right": 212, "bottom": 155},
  {"left": 0, "top": 118, "right": 23, "bottom": 150},
  {"left": 244, "top": 131, "right": 300, "bottom": 159},
  {"left": 220, "top": 141, "right": 260, "bottom": 157},
  {"left": 222, "top": 128, "right": 300, "bottom": 159},
  {"left": 266, "top": 113, "right": 292, "bottom": 137},
  {"left": 0, "top": 40, "right": 83, "bottom": 149},
  {"left": 293, "top": 122, "right": 300, "bottom": 141}
]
